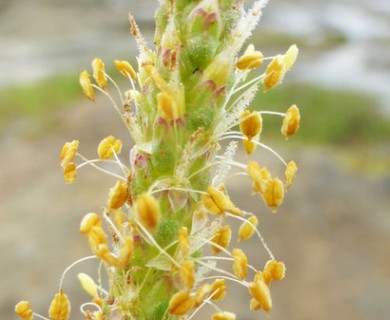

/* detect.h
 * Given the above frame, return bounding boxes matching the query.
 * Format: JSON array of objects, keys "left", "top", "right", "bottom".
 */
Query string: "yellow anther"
[
  {"left": 232, "top": 248, "right": 248, "bottom": 280},
  {"left": 48, "top": 289, "right": 71, "bottom": 320},
  {"left": 169, "top": 290, "right": 195, "bottom": 316},
  {"left": 79, "top": 70, "right": 95, "bottom": 102},
  {"left": 87, "top": 226, "right": 108, "bottom": 253},
  {"left": 95, "top": 243, "right": 114, "bottom": 264},
  {"left": 97, "top": 135, "right": 122, "bottom": 160},
  {"left": 263, "top": 260, "right": 286, "bottom": 284},
  {"left": 236, "top": 45, "right": 264, "bottom": 70},
  {"left": 157, "top": 91, "right": 178, "bottom": 120},
  {"left": 247, "top": 161, "right": 271, "bottom": 194},
  {"left": 212, "top": 311, "right": 236, "bottom": 320},
  {"left": 239, "top": 110, "right": 262, "bottom": 140},
  {"left": 249, "top": 297, "right": 262, "bottom": 311},
  {"left": 179, "top": 260, "right": 195, "bottom": 289},
  {"left": 248, "top": 273, "right": 272, "bottom": 313},
  {"left": 178, "top": 227, "right": 190, "bottom": 257},
  {"left": 114, "top": 210, "right": 126, "bottom": 234},
  {"left": 63, "top": 163, "right": 77, "bottom": 184},
  {"left": 283, "top": 44, "right": 299, "bottom": 71},
  {"left": 80, "top": 213, "right": 101, "bottom": 234},
  {"left": 114, "top": 60, "right": 137, "bottom": 80},
  {"left": 285, "top": 160, "right": 297, "bottom": 189},
  {"left": 202, "top": 186, "right": 241, "bottom": 216},
  {"left": 92, "top": 297, "right": 103, "bottom": 308},
  {"left": 281, "top": 104, "right": 300, "bottom": 139},
  {"left": 211, "top": 225, "right": 231, "bottom": 254},
  {"left": 195, "top": 283, "right": 211, "bottom": 307},
  {"left": 262, "top": 177, "right": 285, "bottom": 212},
  {"left": 77, "top": 273, "right": 99, "bottom": 298},
  {"left": 238, "top": 214, "right": 258, "bottom": 241},
  {"left": 15, "top": 301, "right": 33, "bottom": 320},
  {"left": 91, "top": 58, "right": 107, "bottom": 90},
  {"left": 243, "top": 139, "right": 257, "bottom": 155},
  {"left": 144, "top": 64, "right": 167, "bottom": 91},
  {"left": 107, "top": 180, "right": 128, "bottom": 210},
  {"left": 116, "top": 236, "right": 134, "bottom": 268},
  {"left": 263, "top": 55, "right": 286, "bottom": 92},
  {"left": 60, "top": 140, "right": 79, "bottom": 167},
  {"left": 136, "top": 193, "right": 161, "bottom": 229},
  {"left": 210, "top": 279, "right": 227, "bottom": 301}
]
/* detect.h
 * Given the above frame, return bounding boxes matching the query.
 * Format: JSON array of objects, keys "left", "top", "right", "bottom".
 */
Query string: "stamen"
[
  {"left": 226, "top": 213, "right": 274, "bottom": 260},
  {"left": 218, "top": 133, "right": 287, "bottom": 166},
  {"left": 76, "top": 154, "right": 126, "bottom": 181},
  {"left": 59, "top": 256, "right": 98, "bottom": 289}
]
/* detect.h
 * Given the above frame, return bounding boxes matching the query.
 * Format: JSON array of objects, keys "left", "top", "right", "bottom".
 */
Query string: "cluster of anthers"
[{"left": 16, "top": 1, "right": 300, "bottom": 319}]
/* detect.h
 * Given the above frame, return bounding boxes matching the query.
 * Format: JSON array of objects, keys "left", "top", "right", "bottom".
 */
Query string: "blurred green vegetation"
[
  {"left": 0, "top": 73, "right": 83, "bottom": 132},
  {"left": 254, "top": 83, "right": 390, "bottom": 147},
  {"left": 252, "top": 29, "right": 348, "bottom": 54}
]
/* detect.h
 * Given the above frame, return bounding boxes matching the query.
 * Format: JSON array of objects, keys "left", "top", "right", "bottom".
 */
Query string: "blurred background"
[{"left": 1, "top": 0, "right": 389, "bottom": 319}]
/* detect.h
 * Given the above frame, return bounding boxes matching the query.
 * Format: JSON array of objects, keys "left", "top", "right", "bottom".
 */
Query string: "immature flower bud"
[
  {"left": 262, "top": 177, "right": 285, "bottom": 212},
  {"left": 161, "top": 17, "right": 179, "bottom": 51},
  {"left": 114, "top": 60, "right": 137, "bottom": 80},
  {"left": 15, "top": 301, "right": 33, "bottom": 320},
  {"left": 97, "top": 135, "right": 122, "bottom": 160},
  {"left": 210, "top": 279, "right": 227, "bottom": 301},
  {"left": 80, "top": 213, "right": 101, "bottom": 234},
  {"left": 239, "top": 110, "right": 262, "bottom": 140},
  {"left": 136, "top": 193, "right": 161, "bottom": 229},
  {"left": 285, "top": 160, "right": 297, "bottom": 189},
  {"left": 232, "top": 248, "right": 248, "bottom": 280},
  {"left": 238, "top": 214, "right": 258, "bottom": 241},
  {"left": 63, "top": 163, "right": 77, "bottom": 184},
  {"left": 60, "top": 140, "right": 79, "bottom": 167},
  {"left": 48, "top": 289, "right": 71, "bottom": 320},
  {"left": 249, "top": 273, "right": 272, "bottom": 313},
  {"left": 79, "top": 70, "right": 95, "bottom": 102},
  {"left": 204, "top": 53, "right": 232, "bottom": 88},
  {"left": 169, "top": 290, "right": 195, "bottom": 316},
  {"left": 236, "top": 44, "right": 264, "bottom": 70},
  {"left": 107, "top": 180, "right": 128, "bottom": 210},
  {"left": 263, "top": 55, "right": 286, "bottom": 92},
  {"left": 283, "top": 44, "right": 299, "bottom": 71},
  {"left": 212, "top": 312, "right": 236, "bottom": 320},
  {"left": 91, "top": 58, "right": 107, "bottom": 90},
  {"left": 281, "top": 105, "right": 300, "bottom": 139},
  {"left": 211, "top": 225, "right": 231, "bottom": 254},
  {"left": 77, "top": 273, "right": 99, "bottom": 298}
]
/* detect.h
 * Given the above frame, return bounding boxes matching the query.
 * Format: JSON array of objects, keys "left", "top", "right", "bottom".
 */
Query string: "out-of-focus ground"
[{"left": 1, "top": 0, "right": 390, "bottom": 319}]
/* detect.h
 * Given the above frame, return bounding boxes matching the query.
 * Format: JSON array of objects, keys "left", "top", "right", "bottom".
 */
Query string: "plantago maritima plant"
[{"left": 16, "top": 0, "right": 300, "bottom": 319}]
